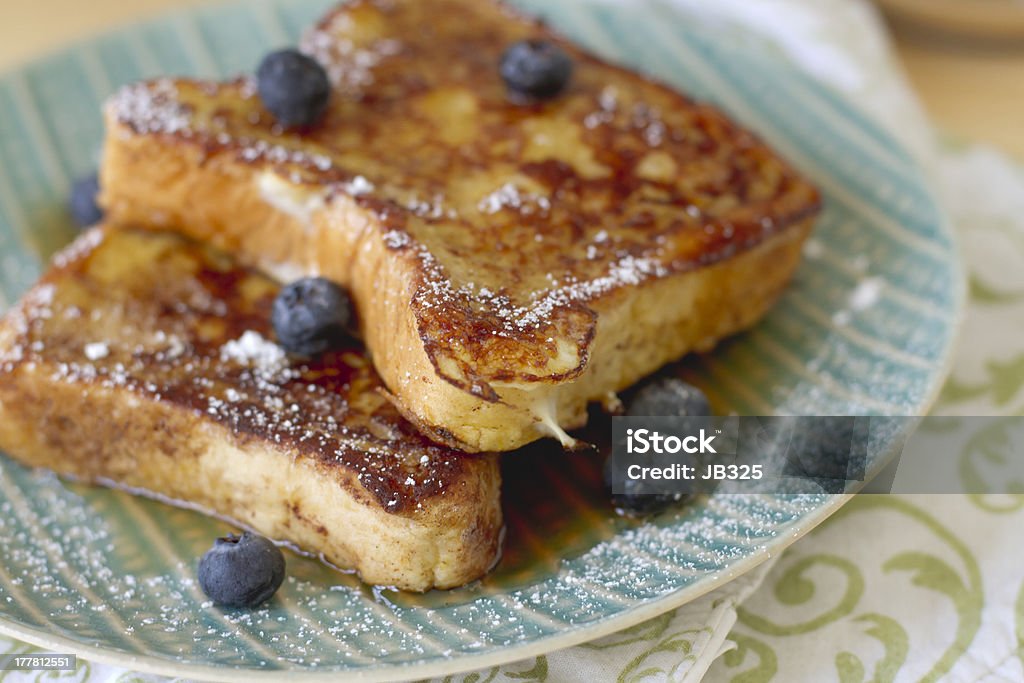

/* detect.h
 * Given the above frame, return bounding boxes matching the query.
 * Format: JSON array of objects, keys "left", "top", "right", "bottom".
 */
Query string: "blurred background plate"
[
  {"left": 877, "top": 0, "right": 1024, "bottom": 40},
  {"left": 0, "top": 0, "right": 963, "bottom": 680}
]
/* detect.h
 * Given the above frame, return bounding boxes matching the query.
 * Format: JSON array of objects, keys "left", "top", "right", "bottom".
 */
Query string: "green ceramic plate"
[{"left": 0, "top": 0, "right": 962, "bottom": 680}]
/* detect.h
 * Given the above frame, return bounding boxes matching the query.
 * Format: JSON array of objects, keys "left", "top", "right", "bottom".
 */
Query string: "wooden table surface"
[{"left": 1, "top": 0, "right": 1022, "bottom": 159}]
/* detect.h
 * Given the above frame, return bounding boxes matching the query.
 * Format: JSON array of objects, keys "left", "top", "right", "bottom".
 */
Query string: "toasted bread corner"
[{"left": 0, "top": 226, "right": 503, "bottom": 591}]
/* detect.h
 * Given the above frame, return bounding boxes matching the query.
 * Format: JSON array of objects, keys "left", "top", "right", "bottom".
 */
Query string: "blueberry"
[
  {"left": 627, "top": 378, "right": 711, "bottom": 417},
  {"left": 69, "top": 173, "right": 103, "bottom": 228},
  {"left": 272, "top": 277, "right": 353, "bottom": 356},
  {"left": 603, "top": 452, "right": 687, "bottom": 517},
  {"left": 602, "top": 377, "right": 708, "bottom": 516},
  {"left": 500, "top": 40, "right": 573, "bottom": 101},
  {"left": 783, "top": 417, "right": 861, "bottom": 491},
  {"left": 256, "top": 49, "right": 330, "bottom": 129},
  {"left": 197, "top": 532, "right": 286, "bottom": 608}
]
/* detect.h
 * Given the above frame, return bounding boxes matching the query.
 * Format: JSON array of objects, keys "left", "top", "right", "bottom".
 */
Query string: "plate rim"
[
  {"left": 0, "top": 496, "right": 850, "bottom": 683},
  {"left": 0, "top": 0, "right": 966, "bottom": 679}
]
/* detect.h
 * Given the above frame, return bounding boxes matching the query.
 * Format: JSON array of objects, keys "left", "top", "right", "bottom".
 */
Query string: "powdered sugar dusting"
[
  {"left": 220, "top": 331, "right": 287, "bottom": 374},
  {"left": 405, "top": 194, "right": 456, "bottom": 220},
  {"left": 301, "top": 21, "right": 403, "bottom": 96},
  {"left": 832, "top": 276, "right": 884, "bottom": 326},
  {"left": 510, "top": 256, "right": 668, "bottom": 330},
  {"left": 340, "top": 176, "right": 375, "bottom": 197},
  {"left": 4, "top": 229, "right": 477, "bottom": 517},
  {"left": 849, "top": 276, "right": 883, "bottom": 311},
  {"left": 382, "top": 230, "right": 412, "bottom": 249},
  {"left": 111, "top": 80, "right": 192, "bottom": 136},
  {"left": 83, "top": 342, "right": 110, "bottom": 361},
  {"left": 112, "top": 81, "right": 335, "bottom": 174},
  {"left": 237, "top": 138, "right": 333, "bottom": 171},
  {"left": 52, "top": 229, "right": 105, "bottom": 270},
  {"left": 0, "top": 442, "right": 830, "bottom": 669},
  {"left": 409, "top": 237, "right": 669, "bottom": 335},
  {"left": 477, "top": 183, "right": 551, "bottom": 216}
]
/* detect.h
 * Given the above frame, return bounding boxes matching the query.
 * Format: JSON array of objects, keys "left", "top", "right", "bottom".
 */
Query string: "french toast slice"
[
  {"left": 0, "top": 226, "right": 502, "bottom": 592},
  {"left": 100, "top": 0, "right": 821, "bottom": 453}
]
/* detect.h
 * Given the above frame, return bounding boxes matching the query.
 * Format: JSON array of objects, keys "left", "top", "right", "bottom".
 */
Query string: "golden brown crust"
[
  {"left": 99, "top": 0, "right": 821, "bottom": 451},
  {"left": 0, "top": 227, "right": 502, "bottom": 591}
]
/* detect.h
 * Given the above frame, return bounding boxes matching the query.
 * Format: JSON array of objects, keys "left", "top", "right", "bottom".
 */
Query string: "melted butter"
[
  {"left": 257, "top": 172, "right": 328, "bottom": 228},
  {"left": 532, "top": 395, "right": 579, "bottom": 449},
  {"left": 521, "top": 118, "right": 611, "bottom": 181}
]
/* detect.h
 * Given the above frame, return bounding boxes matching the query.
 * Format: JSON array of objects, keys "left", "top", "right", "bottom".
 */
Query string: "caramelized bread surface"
[
  {"left": 101, "top": 0, "right": 821, "bottom": 451},
  {"left": 0, "top": 227, "right": 502, "bottom": 591}
]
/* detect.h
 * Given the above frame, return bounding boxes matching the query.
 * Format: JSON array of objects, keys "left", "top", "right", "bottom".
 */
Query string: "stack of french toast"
[{"left": 0, "top": 0, "right": 820, "bottom": 591}]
